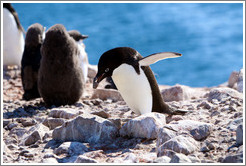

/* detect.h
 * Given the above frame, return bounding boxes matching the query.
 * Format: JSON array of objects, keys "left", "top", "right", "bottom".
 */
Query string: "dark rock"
[
  {"left": 52, "top": 114, "right": 118, "bottom": 144},
  {"left": 236, "top": 124, "right": 243, "bottom": 145}
]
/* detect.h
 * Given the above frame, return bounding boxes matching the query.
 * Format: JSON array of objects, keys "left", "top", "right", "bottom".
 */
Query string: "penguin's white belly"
[
  {"left": 3, "top": 9, "right": 24, "bottom": 66},
  {"left": 77, "top": 42, "right": 88, "bottom": 83},
  {"left": 112, "top": 64, "right": 152, "bottom": 115}
]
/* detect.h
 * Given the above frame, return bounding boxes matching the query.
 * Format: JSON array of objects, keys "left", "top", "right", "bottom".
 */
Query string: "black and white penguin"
[
  {"left": 93, "top": 47, "right": 182, "bottom": 115},
  {"left": 21, "top": 23, "right": 45, "bottom": 100},
  {"left": 68, "top": 30, "right": 88, "bottom": 83},
  {"left": 3, "top": 3, "right": 24, "bottom": 67},
  {"left": 38, "top": 24, "right": 85, "bottom": 106}
]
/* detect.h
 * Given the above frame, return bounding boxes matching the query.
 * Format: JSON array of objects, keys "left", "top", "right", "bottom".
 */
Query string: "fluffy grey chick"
[
  {"left": 21, "top": 23, "right": 45, "bottom": 100},
  {"left": 38, "top": 24, "right": 85, "bottom": 106}
]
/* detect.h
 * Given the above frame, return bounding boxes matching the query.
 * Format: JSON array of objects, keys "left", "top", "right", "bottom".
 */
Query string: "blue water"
[{"left": 12, "top": 3, "right": 244, "bottom": 87}]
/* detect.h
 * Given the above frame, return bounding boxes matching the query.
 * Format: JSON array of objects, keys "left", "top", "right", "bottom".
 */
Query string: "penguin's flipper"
[{"left": 139, "top": 52, "right": 182, "bottom": 66}]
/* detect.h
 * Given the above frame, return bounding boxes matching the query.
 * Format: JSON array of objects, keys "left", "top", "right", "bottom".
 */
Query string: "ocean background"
[{"left": 12, "top": 2, "right": 244, "bottom": 87}]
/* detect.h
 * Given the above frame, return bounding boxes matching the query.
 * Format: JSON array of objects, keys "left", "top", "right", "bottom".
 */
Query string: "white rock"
[
  {"left": 22, "top": 124, "right": 49, "bottom": 146},
  {"left": 207, "top": 87, "right": 243, "bottom": 102},
  {"left": 228, "top": 71, "right": 239, "bottom": 88},
  {"left": 43, "top": 118, "right": 66, "bottom": 130},
  {"left": 52, "top": 114, "right": 118, "bottom": 144},
  {"left": 123, "top": 153, "right": 138, "bottom": 163},
  {"left": 87, "top": 64, "right": 97, "bottom": 79},
  {"left": 91, "top": 88, "right": 123, "bottom": 101},
  {"left": 170, "top": 153, "right": 192, "bottom": 163},
  {"left": 54, "top": 142, "right": 88, "bottom": 156},
  {"left": 157, "top": 127, "right": 177, "bottom": 147},
  {"left": 166, "top": 120, "right": 213, "bottom": 141},
  {"left": 75, "top": 155, "right": 98, "bottom": 163},
  {"left": 161, "top": 85, "right": 206, "bottom": 102},
  {"left": 157, "top": 135, "right": 198, "bottom": 156},
  {"left": 153, "top": 156, "right": 171, "bottom": 163},
  {"left": 42, "top": 158, "right": 58, "bottom": 163},
  {"left": 120, "top": 113, "right": 166, "bottom": 139},
  {"left": 227, "top": 117, "right": 243, "bottom": 131},
  {"left": 237, "top": 69, "right": 243, "bottom": 93},
  {"left": 49, "top": 108, "right": 82, "bottom": 119}
]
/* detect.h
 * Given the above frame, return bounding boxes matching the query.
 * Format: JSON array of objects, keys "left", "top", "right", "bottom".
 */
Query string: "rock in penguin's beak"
[{"left": 93, "top": 73, "right": 105, "bottom": 89}]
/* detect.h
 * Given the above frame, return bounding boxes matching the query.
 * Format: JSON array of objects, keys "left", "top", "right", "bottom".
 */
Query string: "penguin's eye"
[{"left": 105, "top": 68, "right": 109, "bottom": 72}]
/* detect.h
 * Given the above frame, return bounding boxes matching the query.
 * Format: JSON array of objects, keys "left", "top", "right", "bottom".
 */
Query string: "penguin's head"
[
  {"left": 68, "top": 30, "right": 88, "bottom": 42},
  {"left": 44, "top": 24, "right": 71, "bottom": 47},
  {"left": 93, "top": 47, "right": 140, "bottom": 89},
  {"left": 25, "top": 23, "right": 45, "bottom": 47}
]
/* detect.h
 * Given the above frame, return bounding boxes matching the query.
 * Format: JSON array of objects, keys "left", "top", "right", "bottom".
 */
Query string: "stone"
[
  {"left": 170, "top": 153, "right": 192, "bottom": 163},
  {"left": 91, "top": 89, "right": 123, "bottom": 101},
  {"left": 120, "top": 113, "right": 166, "bottom": 139},
  {"left": 222, "top": 153, "right": 243, "bottom": 163},
  {"left": 52, "top": 114, "right": 118, "bottom": 144},
  {"left": 22, "top": 124, "right": 50, "bottom": 146},
  {"left": 157, "top": 135, "right": 198, "bottom": 156},
  {"left": 49, "top": 108, "right": 82, "bottom": 119},
  {"left": 237, "top": 69, "right": 243, "bottom": 93},
  {"left": 9, "top": 127, "right": 28, "bottom": 138},
  {"left": 54, "top": 142, "right": 88, "bottom": 156},
  {"left": 236, "top": 124, "right": 243, "bottom": 145},
  {"left": 91, "top": 110, "right": 110, "bottom": 119},
  {"left": 75, "top": 155, "right": 98, "bottom": 163},
  {"left": 87, "top": 64, "right": 97, "bottom": 79},
  {"left": 227, "top": 117, "right": 243, "bottom": 131},
  {"left": 3, "top": 119, "right": 11, "bottom": 127},
  {"left": 42, "top": 158, "right": 58, "bottom": 163},
  {"left": 153, "top": 156, "right": 171, "bottom": 163},
  {"left": 7, "top": 123, "right": 18, "bottom": 130},
  {"left": 228, "top": 71, "right": 239, "bottom": 88},
  {"left": 21, "top": 119, "right": 37, "bottom": 127},
  {"left": 161, "top": 85, "right": 191, "bottom": 102},
  {"left": 123, "top": 153, "right": 138, "bottom": 163},
  {"left": 166, "top": 120, "right": 213, "bottom": 141},
  {"left": 43, "top": 118, "right": 66, "bottom": 130},
  {"left": 157, "top": 127, "right": 177, "bottom": 147},
  {"left": 161, "top": 85, "right": 205, "bottom": 102},
  {"left": 207, "top": 87, "right": 243, "bottom": 102},
  {"left": 23, "top": 131, "right": 41, "bottom": 146}
]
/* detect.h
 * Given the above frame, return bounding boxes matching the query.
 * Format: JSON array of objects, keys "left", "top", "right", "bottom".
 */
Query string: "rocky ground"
[{"left": 2, "top": 66, "right": 244, "bottom": 163}]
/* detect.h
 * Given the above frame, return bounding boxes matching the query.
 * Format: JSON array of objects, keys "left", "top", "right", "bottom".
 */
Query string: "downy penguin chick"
[
  {"left": 38, "top": 24, "right": 85, "bottom": 106},
  {"left": 93, "top": 47, "right": 182, "bottom": 115},
  {"left": 21, "top": 23, "right": 45, "bottom": 100},
  {"left": 68, "top": 30, "right": 88, "bottom": 83},
  {"left": 3, "top": 3, "right": 24, "bottom": 67}
]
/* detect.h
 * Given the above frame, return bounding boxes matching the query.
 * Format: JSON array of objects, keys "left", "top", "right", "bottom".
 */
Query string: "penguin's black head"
[
  {"left": 93, "top": 47, "right": 141, "bottom": 89},
  {"left": 25, "top": 23, "right": 45, "bottom": 47},
  {"left": 68, "top": 30, "right": 88, "bottom": 42}
]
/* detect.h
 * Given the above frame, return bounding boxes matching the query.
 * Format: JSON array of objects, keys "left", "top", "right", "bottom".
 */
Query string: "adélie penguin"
[
  {"left": 3, "top": 3, "right": 25, "bottom": 67},
  {"left": 93, "top": 47, "right": 186, "bottom": 115},
  {"left": 21, "top": 23, "right": 45, "bottom": 100},
  {"left": 68, "top": 30, "right": 89, "bottom": 83},
  {"left": 38, "top": 24, "right": 85, "bottom": 106}
]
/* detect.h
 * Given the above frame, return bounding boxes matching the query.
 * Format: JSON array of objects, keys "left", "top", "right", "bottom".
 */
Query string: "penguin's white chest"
[
  {"left": 77, "top": 41, "right": 88, "bottom": 83},
  {"left": 3, "top": 8, "right": 24, "bottom": 66},
  {"left": 112, "top": 64, "right": 152, "bottom": 115}
]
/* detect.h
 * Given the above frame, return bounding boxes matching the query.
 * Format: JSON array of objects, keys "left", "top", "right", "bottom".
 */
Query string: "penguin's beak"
[
  {"left": 93, "top": 73, "right": 105, "bottom": 89},
  {"left": 81, "top": 35, "right": 88, "bottom": 40}
]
